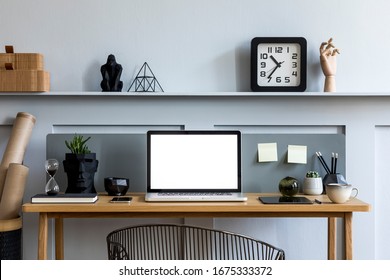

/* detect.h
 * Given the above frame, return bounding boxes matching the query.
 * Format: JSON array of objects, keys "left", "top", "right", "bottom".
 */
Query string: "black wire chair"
[{"left": 107, "top": 224, "right": 285, "bottom": 260}]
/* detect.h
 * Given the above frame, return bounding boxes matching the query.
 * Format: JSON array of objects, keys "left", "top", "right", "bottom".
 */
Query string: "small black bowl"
[{"left": 104, "top": 177, "right": 129, "bottom": 196}]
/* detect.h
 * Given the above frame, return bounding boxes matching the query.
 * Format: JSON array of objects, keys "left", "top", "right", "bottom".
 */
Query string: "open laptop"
[{"left": 145, "top": 130, "right": 247, "bottom": 202}]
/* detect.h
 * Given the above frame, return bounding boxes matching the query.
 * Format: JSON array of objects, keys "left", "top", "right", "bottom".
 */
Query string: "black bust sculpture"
[
  {"left": 63, "top": 154, "right": 99, "bottom": 193},
  {"left": 100, "top": 54, "right": 123, "bottom": 92}
]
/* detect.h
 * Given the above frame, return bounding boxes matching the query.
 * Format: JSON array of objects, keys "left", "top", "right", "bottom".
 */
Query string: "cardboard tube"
[
  {"left": 0, "top": 112, "right": 35, "bottom": 201},
  {"left": 0, "top": 165, "right": 8, "bottom": 202},
  {"left": 0, "top": 164, "right": 29, "bottom": 220},
  {"left": 1, "top": 112, "right": 36, "bottom": 166},
  {"left": 0, "top": 216, "right": 22, "bottom": 232}
]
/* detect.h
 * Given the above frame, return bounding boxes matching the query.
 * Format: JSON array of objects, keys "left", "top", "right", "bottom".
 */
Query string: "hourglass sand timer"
[{"left": 45, "top": 159, "right": 60, "bottom": 195}]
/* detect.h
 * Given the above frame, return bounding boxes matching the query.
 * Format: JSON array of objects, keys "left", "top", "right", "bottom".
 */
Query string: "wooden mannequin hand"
[
  {"left": 320, "top": 38, "right": 340, "bottom": 92},
  {"left": 320, "top": 38, "right": 340, "bottom": 76}
]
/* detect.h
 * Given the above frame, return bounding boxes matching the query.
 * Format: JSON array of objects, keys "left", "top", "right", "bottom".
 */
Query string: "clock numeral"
[
  {"left": 287, "top": 47, "right": 290, "bottom": 53},
  {"left": 260, "top": 53, "right": 268, "bottom": 59},
  {"left": 269, "top": 77, "right": 291, "bottom": 84},
  {"left": 292, "top": 53, "right": 298, "bottom": 59},
  {"left": 292, "top": 62, "right": 297, "bottom": 68},
  {"left": 260, "top": 62, "right": 266, "bottom": 68},
  {"left": 260, "top": 71, "right": 266, "bottom": 78},
  {"left": 292, "top": 71, "right": 298, "bottom": 77},
  {"left": 267, "top": 47, "right": 283, "bottom": 53}
]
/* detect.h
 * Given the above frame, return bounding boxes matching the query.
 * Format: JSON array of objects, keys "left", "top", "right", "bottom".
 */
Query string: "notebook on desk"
[{"left": 145, "top": 130, "right": 247, "bottom": 202}]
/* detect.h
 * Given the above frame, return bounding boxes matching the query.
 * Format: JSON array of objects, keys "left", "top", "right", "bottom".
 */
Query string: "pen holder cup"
[{"left": 322, "top": 173, "right": 348, "bottom": 194}]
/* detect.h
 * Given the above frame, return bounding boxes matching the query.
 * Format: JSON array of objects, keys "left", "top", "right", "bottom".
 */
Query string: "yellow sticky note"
[
  {"left": 258, "top": 143, "right": 278, "bottom": 162},
  {"left": 287, "top": 145, "right": 307, "bottom": 164}
]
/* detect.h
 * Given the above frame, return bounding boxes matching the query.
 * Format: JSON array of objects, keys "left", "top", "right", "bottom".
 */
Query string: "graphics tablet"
[{"left": 259, "top": 196, "right": 313, "bottom": 204}]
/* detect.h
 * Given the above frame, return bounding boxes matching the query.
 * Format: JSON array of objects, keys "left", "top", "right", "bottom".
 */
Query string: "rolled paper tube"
[
  {"left": 0, "top": 165, "right": 7, "bottom": 198},
  {"left": 1, "top": 112, "right": 36, "bottom": 166},
  {"left": 0, "top": 216, "right": 22, "bottom": 232},
  {"left": 0, "top": 112, "right": 35, "bottom": 200},
  {"left": 0, "top": 163, "right": 29, "bottom": 220}
]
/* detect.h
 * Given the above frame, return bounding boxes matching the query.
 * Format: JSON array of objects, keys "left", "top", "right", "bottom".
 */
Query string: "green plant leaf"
[{"left": 65, "top": 134, "right": 92, "bottom": 154}]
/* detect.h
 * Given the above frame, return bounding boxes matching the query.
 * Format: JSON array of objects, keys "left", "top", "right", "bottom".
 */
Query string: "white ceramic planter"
[{"left": 303, "top": 177, "right": 323, "bottom": 195}]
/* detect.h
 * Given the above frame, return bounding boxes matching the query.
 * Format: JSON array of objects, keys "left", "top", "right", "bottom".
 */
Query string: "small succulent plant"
[
  {"left": 65, "top": 134, "right": 92, "bottom": 154},
  {"left": 306, "top": 171, "right": 320, "bottom": 178}
]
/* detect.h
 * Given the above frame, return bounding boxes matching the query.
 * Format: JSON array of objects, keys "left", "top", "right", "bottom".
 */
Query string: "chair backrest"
[{"left": 107, "top": 224, "right": 285, "bottom": 260}]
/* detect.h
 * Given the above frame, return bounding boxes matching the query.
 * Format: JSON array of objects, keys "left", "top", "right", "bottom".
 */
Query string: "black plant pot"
[{"left": 63, "top": 153, "right": 99, "bottom": 193}]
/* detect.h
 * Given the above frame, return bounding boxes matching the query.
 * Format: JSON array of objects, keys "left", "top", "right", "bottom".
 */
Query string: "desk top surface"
[{"left": 22, "top": 193, "right": 371, "bottom": 214}]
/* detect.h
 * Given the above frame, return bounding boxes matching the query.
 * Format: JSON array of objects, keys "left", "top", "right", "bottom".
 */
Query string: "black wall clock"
[{"left": 251, "top": 37, "right": 307, "bottom": 92}]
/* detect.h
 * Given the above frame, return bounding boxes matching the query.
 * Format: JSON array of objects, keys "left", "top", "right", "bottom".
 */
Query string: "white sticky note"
[
  {"left": 287, "top": 145, "right": 307, "bottom": 164},
  {"left": 258, "top": 143, "right": 278, "bottom": 162}
]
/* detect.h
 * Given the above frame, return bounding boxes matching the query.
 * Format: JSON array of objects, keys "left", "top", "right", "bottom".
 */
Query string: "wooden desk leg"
[
  {"left": 328, "top": 217, "right": 336, "bottom": 260},
  {"left": 55, "top": 218, "right": 64, "bottom": 260},
  {"left": 38, "top": 213, "right": 48, "bottom": 260},
  {"left": 344, "top": 212, "right": 353, "bottom": 260}
]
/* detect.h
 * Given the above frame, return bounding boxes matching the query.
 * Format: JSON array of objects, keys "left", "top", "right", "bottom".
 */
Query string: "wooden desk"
[{"left": 22, "top": 193, "right": 370, "bottom": 260}]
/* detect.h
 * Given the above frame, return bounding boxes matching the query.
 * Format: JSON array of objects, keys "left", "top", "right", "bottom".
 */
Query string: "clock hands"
[
  {"left": 267, "top": 65, "right": 279, "bottom": 79},
  {"left": 270, "top": 55, "right": 283, "bottom": 68},
  {"left": 267, "top": 55, "right": 284, "bottom": 79}
]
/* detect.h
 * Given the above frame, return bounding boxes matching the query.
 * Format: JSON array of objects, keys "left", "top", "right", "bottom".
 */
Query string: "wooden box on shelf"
[
  {"left": 0, "top": 70, "right": 50, "bottom": 92},
  {"left": 0, "top": 46, "right": 50, "bottom": 92},
  {"left": 0, "top": 53, "right": 44, "bottom": 71}
]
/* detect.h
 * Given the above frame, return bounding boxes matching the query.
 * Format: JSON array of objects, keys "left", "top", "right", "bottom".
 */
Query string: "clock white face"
[{"left": 256, "top": 43, "right": 301, "bottom": 87}]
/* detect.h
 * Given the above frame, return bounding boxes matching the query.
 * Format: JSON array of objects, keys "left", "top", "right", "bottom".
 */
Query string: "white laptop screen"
[{"left": 147, "top": 131, "right": 241, "bottom": 192}]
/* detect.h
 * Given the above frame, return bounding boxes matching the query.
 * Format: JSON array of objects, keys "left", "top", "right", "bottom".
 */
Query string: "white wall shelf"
[{"left": 1, "top": 91, "right": 390, "bottom": 97}]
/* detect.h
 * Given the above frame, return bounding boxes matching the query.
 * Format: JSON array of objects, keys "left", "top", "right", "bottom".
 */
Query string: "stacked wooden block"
[{"left": 0, "top": 46, "right": 50, "bottom": 92}]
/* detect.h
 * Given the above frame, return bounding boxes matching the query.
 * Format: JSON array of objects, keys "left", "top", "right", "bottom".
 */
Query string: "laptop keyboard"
[
  {"left": 158, "top": 192, "right": 233, "bottom": 196},
  {"left": 147, "top": 192, "right": 247, "bottom": 201}
]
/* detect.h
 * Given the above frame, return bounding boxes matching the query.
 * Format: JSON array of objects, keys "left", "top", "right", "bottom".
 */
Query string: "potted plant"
[
  {"left": 63, "top": 134, "right": 98, "bottom": 193},
  {"left": 303, "top": 171, "right": 323, "bottom": 195}
]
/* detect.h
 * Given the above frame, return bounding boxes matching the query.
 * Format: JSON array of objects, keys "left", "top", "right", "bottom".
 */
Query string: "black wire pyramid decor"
[{"left": 128, "top": 62, "right": 164, "bottom": 92}]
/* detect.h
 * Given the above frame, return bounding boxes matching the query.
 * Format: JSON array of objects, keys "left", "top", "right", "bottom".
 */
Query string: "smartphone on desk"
[{"left": 110, "top": 196, "right": 132, "bottom": 203}]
